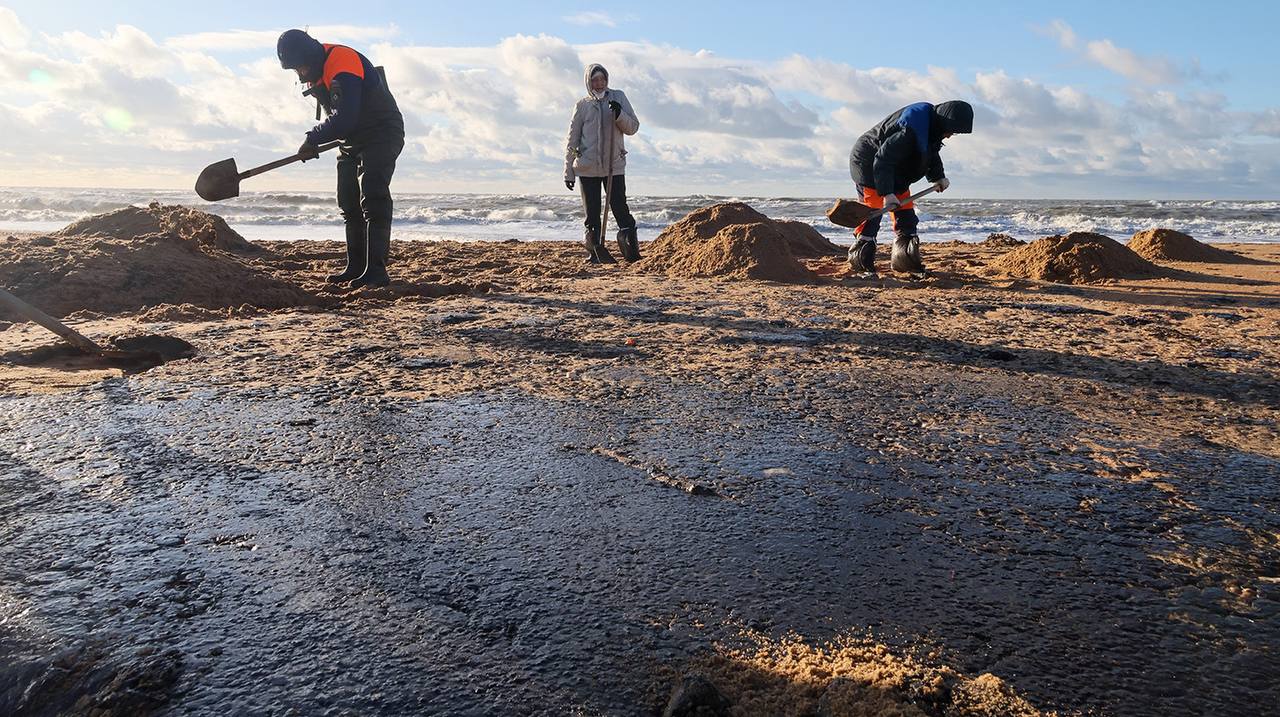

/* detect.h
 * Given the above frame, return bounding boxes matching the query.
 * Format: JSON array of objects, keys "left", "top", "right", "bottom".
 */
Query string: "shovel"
[
  {"left": 195, "top": 140, "right": 342, "bottom": 202},
  {"left": 0, "top": 287, "right": 170, "bottom": 362},
  {"left": 599, "top": 101, "right": 619, "bottom": 262},
  {"left": 826, "top": 185, "right": 940, "bottom": 229},
  {"left": 601, "top": 118, "right": 615, "bottom": 245}
]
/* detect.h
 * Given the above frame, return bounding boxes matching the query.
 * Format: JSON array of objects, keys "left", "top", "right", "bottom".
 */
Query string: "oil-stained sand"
[{"left": 2, "top": 227, "right": 1279, "bottom": 715}]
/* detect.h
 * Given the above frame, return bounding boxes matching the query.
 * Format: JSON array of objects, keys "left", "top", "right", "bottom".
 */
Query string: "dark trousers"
[
  {"left": 336, "top": 139, "right": 404, "bottom": 229},
  {"left": 579, "top": 175, "right": 635, "bottom": 236}
]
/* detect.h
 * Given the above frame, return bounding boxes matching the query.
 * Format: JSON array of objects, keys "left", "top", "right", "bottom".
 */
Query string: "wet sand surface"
[{"left": 2, "top": 239, "right": 1280, "bottom": 715}]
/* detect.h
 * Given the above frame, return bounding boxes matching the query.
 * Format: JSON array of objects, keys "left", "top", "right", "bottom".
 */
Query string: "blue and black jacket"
[{"left": 849, "top": 101, "right": 973, "bottom": 195}]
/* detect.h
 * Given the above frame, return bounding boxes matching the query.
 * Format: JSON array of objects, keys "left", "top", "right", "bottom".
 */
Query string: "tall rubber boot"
[
  {"left": 327, "top": 221, "right": 367, "bottom": 284},
  {"left": 584, "top": 227, "right": 616, "bottom": 264},
  {"left": 351, "top": 221, "right": 391, "bottom": 288},
  {"left": 891, "top": 233, "right": 927, "bottom": 277},
  {"left": 848, "top": 237, "right": 877, "bottom": 276},
  {"left": 616, "top": 226, "right": 641, "bottom": 261}
]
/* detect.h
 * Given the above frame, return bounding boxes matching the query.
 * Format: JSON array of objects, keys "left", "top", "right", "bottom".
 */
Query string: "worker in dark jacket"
[
  {"left": 277, "top": 29, "right": 406, "bottom": 289},
  {"left": 847, "top": 101, "right": 973, "bottom": 277}
]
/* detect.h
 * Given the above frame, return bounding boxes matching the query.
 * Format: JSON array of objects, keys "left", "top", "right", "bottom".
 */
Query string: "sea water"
[{"left": 2, "top": 186, "right": 1277, "bottom": 245}]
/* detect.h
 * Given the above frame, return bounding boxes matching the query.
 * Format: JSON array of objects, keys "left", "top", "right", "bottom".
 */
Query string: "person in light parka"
[{"left": 564, "top": 63, "right": 641, "bottom": 264}]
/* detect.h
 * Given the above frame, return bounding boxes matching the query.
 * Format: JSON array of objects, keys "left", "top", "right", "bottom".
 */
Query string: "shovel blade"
[
  {"left": 826, "top": 197, "right": 875, "bottom": 229},
  {"left": 195, "top": 158, "right": 241, "bottom": 202}
]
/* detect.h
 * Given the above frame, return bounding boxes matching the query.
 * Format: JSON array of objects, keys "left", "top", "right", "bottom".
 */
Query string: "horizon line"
[{"left": 0, "top": 185, "right": 1270, "bottom": 204}]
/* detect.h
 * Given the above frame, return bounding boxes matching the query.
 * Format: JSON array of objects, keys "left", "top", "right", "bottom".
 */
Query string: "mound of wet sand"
[
  {"left": 984, "top": 233, "right": 1027, "bottom": 247},
  {"left": 991, "top": 232, "right": 1162, "bottom": 284},
  {"left": 1128, "top": 228, "right": 1243, "bottom": 264},
  {"left": 2, "top": 334, "right": 197, "bottom": 373},
  {"left": 681, "top": 632, "right": 1044, "bottom": 716},
  {"left": 638, "top": 203, "right": 838, "bottom": 283},
  {"left": 1, "top": 207, "right": 319, "bottom": 320},
  {"left": 58, "top": 201, "right": 257, "bottom": 254},
  {"left": 773, "top": 220, "right": 844, "bottom": 258},
  {"left": 133, "top": 303, "right": 270, "bottom": 323}
]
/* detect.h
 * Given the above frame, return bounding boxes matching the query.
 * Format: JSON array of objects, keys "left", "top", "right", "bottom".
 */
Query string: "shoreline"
[
  {"left": 6, "top": 222, "right": 1280, "bottom": 247},
  {"left": 5, "top": 190, "right": 1280, "bottom": 248}
]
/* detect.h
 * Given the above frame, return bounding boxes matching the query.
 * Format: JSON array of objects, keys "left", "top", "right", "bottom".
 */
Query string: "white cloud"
[
  {"left": 1249, "top": 109, "right": 1280, "bottom": 138},
  {"left": 1041, "top": 19, "right": 1191, "bottom": 86},
  {"left": 0, "top": 9, "right": 1275, "bottom": 197},
  {"left": 166, "top": 24, "right": 400, "bottom": 52},
  {"left": 0, "top": 6, "right": 30, "bottom": 48},
  {"left": 563, "top": 12, "right": 618, "bottom": 28},
  {"left": 47, "top": 25, "right": 180, "bottom": 77},
  {"left": 165, "top": 29, "right": 287, "bottom": 52},
  {"left": 1043, "top": 19, "right": 1078, "bottom": 50},
  {"left": 1082, "top": 38, "right": 1185, "bottom": 86}
]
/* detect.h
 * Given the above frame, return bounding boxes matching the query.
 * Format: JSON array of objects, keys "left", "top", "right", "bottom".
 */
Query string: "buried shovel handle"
[
  {"left": 868, "top": 185, "right": 940, "bottom": 220},
  {"left": 0, "top": 287, "right": 104, "bottom": 354},
  {"left": 239, "top": 140, "right": 343, "bottom": 181}
]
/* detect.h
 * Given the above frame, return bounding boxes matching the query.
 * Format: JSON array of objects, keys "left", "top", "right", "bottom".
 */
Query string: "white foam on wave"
[
  {"left": 1, "top": 187, "right": 1277, "bottom": 243},
  {"left": 483, "top": 207, "right": 559, "bottom": 222}
]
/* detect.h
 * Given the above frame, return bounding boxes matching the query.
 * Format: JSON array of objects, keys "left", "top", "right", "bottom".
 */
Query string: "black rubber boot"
[
  {"left": 848, "top": 237, "right": 877, "bottom": 276},
  {"left": 351, "top": 221, "right": 391, "bottom": 289},
  {"left": 616, "top": 226, "right": 641, "bottom": 261},
  {"left": 584, "top": 228, "right": 616, "bottom": 264},
  {"left": 891, "top": 233, "right": 927, "bottom": 277},
  {"left": 327, "top": 221, "right": 367, "bottom": 284}
]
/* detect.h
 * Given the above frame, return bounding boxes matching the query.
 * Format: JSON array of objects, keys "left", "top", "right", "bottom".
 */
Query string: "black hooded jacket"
[
  {"left": 849, "top": 101, "right": 973, "bottom": 195},
  {"left": 277, "top": 29, "right": 403, "bottom": 147}
]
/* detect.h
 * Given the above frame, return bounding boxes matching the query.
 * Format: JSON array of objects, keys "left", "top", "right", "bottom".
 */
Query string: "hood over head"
[
  {"left": 585, "top": 63, "right": 609, "bottom": 94},
  {"left": 277, "top": 29, "right": 326, "bottom": 81},
  {"left": 933, "top": 100, "right": 974, "bottom": 134}
]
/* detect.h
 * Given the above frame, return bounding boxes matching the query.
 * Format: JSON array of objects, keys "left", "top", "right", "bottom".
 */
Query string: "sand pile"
[
  {"left": 58, "top": 201, "right": 257, "bottom": 254},
  {"left": 3, "top": 334, "right": 197, "bottom": 373},
  {"left": 984, "top": 233, "right": 1026, "bottom": 247},
  {"left": 991, "top": 232, "right": 1162, "bottom": 284},
  {"left": 1128, "top": 228, "right": 1243, "bottom": 263},
  {"left": 1, "top": 208, "right": 318, "bottom": 320},
  {"left": 683, "top": 631, "right": 1045, "bottom": 716},
  {"left": 637, "top": 203, "right": 837, "bottom": 283},
  {"left": 773, "top": 220, "right": 844, "bottom": 258}
]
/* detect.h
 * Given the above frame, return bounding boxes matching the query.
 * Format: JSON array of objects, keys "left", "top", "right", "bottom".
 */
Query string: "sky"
[{"left": 1, "top": 1, "right": 1279, "bottom": 198}]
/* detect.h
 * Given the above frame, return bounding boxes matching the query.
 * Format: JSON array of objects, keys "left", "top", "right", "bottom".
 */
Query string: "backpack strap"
[{"left": 300, "top": 46, "right": 339, "bottom": 121}]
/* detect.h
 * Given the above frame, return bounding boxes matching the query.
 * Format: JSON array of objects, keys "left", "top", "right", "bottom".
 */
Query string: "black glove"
[
  {"left": 297, "top": 141, "right": 320, "bottom": 162},
  {"left": 608, "top": 100, "right": 621, "bottom": 119},
  {"left": 565, "top": 179, "right": 575, "bottom": 191}
]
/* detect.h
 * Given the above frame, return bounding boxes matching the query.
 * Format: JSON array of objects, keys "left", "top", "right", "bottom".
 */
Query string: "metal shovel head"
[
  {"left": 826, "top": 197, "right": 875, "bottom": 228},
  {"left": 195, "top": 158, "right": 240, "bottom": 202}
]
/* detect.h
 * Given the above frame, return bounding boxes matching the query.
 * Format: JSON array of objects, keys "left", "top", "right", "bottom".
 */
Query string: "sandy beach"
[{"left": 1, "top": 204, "right": 1278, "bottom": 715}]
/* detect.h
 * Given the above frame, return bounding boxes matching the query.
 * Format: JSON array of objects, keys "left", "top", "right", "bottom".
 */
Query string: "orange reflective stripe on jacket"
[{"left": 321, "top": 44, "right": 365, "bottom": 89}]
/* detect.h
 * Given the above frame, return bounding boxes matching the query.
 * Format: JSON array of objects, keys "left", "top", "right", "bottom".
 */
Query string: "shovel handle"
[
  {"left": 239, "top": 140, "right": 343, "bottom": 181},
  {"left": 867, "top": 185, "right": 940, "bottom": 220},
  {"left": 0, "top": 287, "right": 104, "bottom": 354},
  {"left": 602, "top": 101, "right": 616, "bottom": 240}
]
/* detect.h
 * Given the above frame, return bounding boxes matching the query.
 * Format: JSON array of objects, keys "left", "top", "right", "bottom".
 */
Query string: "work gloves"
[
  {"left": 882, "top": 194, "right": 902, "bottom": 211},
  {"left": 298, "top": 141, "right": 320, "bottom": 162},
  {"left": 608, "top": 100, "right": 621, "bottom": 119},
  {"left": 566, "top": 179, "right": 575, "bottom": 191},
  {"left": 933, "top": 177, "right": 951, "bottom": 193}
]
